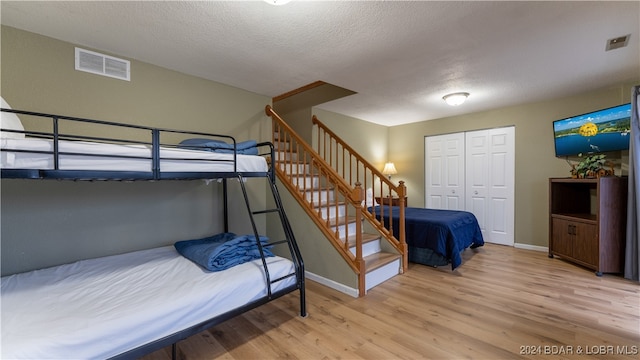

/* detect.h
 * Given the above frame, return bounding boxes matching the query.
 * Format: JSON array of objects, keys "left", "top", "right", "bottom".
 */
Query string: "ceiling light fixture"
[
  {"left": 443, "top": 92, "right": 470, "bottom": 106},
  {"left": 264, "top": 0, "right": 292, "bottom": 5}
]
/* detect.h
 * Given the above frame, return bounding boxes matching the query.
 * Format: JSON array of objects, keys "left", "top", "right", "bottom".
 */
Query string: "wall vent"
[
  {"left": 75, "top": 47, "right": 130, "bottom": 81},
  {"left": 605, "top": 34, "right": 630, "bottom": 51}
]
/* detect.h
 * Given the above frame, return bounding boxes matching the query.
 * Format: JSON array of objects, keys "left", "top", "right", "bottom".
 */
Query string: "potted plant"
[{"left": 569, "top": 153, "right": 613, "bottom": 178}]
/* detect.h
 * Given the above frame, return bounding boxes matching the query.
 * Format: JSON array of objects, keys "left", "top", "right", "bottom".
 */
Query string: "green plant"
[{"left": 571, "top": 153, "right": 607, "bottom": 178}]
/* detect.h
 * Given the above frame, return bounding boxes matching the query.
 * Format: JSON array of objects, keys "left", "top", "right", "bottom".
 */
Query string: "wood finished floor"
[{"left": 142, "top": 244, "right": 640, "bottom": 359}]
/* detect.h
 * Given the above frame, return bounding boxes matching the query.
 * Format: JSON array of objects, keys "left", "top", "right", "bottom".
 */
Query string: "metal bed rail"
[{"left": 0, "top": 108, "right": 275, "bottom": 180}]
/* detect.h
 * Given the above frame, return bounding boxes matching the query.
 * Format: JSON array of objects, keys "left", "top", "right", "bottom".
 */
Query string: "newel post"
[{"left": 398, "top": 181, "right": 408, "bottom": 273}]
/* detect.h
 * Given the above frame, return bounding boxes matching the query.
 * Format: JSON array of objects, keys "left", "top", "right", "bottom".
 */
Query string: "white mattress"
[
  {"left": 1, "top": 246, "right": 296, "bottom": 359},
  {"left": 0, "top": 138, "right": 268, "bottom": 173}
]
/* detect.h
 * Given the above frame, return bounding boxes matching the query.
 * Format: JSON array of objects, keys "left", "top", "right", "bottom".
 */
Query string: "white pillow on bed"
[
  {"left": 362, "top": 188, "right": 379, "bottom": 208},
  {"left": 1, "top": 96, "right": 25, "bottom": 139}
]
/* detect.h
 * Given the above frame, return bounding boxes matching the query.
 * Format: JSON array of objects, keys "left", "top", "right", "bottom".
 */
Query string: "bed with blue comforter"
[{"left": 372, "top": 206, "right": 484, "bottom": 270}]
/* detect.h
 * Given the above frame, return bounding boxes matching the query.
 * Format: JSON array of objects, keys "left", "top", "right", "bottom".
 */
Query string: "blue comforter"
[
  {"left": 371, "top": 206, "right": 484, "bottom": 270},
  {"left": 174, "top": 232, "right": 273, "bottom": 271}
]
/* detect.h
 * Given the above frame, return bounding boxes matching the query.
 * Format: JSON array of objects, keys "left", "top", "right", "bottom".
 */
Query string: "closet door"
[
  {"left": 465, "top": 130, "right": 490, "bottom": 239},
  {"left": 424, "top": 133, "right": 465, "bottom": 210},
  {"left": 465, "top": 127, "right": 515, "bottom": 246}
]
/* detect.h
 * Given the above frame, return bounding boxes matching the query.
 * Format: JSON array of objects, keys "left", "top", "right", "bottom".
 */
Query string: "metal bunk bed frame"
[{"left": 0, "top": 108, "right": 306, "bottom": 359}]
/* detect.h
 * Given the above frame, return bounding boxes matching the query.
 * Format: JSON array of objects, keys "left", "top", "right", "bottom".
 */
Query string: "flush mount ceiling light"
[
  {"left": 443, "top": 92, "right": 470, "bottom": 106},
  {"left": 264, "top": 0, "right": 292, "bottom": 5}
]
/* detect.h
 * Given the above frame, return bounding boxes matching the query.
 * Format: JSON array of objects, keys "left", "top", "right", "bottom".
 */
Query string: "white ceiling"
[{"left": 1, "top": 1, "right": 639, "bottom": 126}]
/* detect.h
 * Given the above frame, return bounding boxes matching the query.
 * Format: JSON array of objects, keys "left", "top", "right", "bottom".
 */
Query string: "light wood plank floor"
[{"left": 143, "top": 244, "right": 639, "bottom": 359}]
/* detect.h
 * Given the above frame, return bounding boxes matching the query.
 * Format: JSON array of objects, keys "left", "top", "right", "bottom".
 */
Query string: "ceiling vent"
[
  {"left": 605, "top": 35, "right": 630, "bottom": 51},
  {"left": 75, "top": 47, "right": 130, "bottom": 81}
]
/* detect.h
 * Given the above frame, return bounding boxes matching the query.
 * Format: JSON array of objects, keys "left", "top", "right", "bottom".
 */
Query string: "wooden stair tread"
[
  {"left": 364, "top": 252, "right": 401, "bottom": 272},
  {"left": 327, "top": 216, "right": 357, "bottom": 227},
  {"left": 313, "top": 201, "right": 346, "bottom": 209},
  {"left": 346, "top": 233, "right": 379, "bottom": 245},
  {"left": 290, "top": 173, "right": 318, "bottom": 178},
  {"left": 275, "top": 159, "right": 307, "bottom": 164},
  {"left": 299, "top": 187, "right": 335, "bottom": 193}
]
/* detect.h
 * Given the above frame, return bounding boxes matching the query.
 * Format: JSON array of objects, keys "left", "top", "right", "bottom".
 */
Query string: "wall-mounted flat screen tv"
[{"left": 553, "top": 103, "right": 631, "bottom": 157}]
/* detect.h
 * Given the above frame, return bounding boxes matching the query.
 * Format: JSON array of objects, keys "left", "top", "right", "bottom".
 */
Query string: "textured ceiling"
[{"left": 1, "top": 1, "right": 639, "bottom": 126}]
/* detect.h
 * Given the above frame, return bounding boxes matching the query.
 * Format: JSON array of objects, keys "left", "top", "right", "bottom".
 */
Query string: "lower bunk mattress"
[
  {"left": 372, "top": 206, "right": 484, "bottom": 270},
  {"left": 1, "top": 246, "right": 296, "bottom": 359}
]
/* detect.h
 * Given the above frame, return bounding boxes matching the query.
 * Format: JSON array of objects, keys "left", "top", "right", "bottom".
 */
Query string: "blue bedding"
[
  {"left": 178, "top": 138, "right": 259, "bottom": 155},
  {"left": 174, "top": 232, "right": 273, "bottom": 272},
  {"left": 372, "top": 206, "right": 484, "bottom": 270}
]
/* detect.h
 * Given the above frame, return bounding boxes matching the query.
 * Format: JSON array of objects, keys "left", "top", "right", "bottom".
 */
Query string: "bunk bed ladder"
[
  {"left": 236, "top": 173, "right": 307, "bottom": 317},
  {"left": 266, "top": 173, "right": 306, "bottom": 316}
]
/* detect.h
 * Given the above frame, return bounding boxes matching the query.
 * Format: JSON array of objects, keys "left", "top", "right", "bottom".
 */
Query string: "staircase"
[{"left": 266, "top": 105, "right": 407, "bottom": 296}]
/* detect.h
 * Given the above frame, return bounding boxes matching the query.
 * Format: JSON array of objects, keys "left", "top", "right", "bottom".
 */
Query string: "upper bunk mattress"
[
  {"left": 1, "top": 246, "right": 296, "bottom": 359},
  {"left": 0, "top": 138, "right": 268, "bottom": 173}
]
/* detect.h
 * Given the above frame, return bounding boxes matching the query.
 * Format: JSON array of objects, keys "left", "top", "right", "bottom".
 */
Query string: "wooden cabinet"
[{"left": 549, "top": 177, "right": 627, "bottom": 276}]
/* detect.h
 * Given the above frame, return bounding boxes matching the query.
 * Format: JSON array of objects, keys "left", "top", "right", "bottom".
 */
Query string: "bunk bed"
[
  {"left": 0, "top": 106, "right": 306, "bottom": 359},
  {"left": 371, "top": 205, "right": 484, "bottom": 270}
]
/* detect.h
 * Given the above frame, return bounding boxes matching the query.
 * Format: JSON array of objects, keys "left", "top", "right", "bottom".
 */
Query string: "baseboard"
[
  {"left": 514, "top": 243, "right": 548, "bottom": 252},
  {"left": 305, "top": 271, "right": 359, "bottom": 298},
  {"left": 306, "top": 244, "right": 547, "bottom": 296}
]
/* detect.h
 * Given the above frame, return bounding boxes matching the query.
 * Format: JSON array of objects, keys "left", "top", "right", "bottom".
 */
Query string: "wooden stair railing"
[
  {"left": 312, "top": 115, "right": 407, "bottom": 273},
  {"left": 265, "top": 105, "right": 367, "bottom": 296}
]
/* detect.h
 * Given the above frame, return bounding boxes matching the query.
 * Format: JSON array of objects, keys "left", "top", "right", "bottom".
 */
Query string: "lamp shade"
[
  {"left": 443, "top": 92, "right": 469, "bottom": 106},
  {"left": 382, "top": 162, "right": 397, "bottom": 175}
]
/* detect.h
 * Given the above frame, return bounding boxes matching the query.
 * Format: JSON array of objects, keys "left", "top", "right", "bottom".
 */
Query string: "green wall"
[
  {"left": 1, "top": 26, "right": 272, "bottom": 275},
  {"left": 313, "top": 108, "right": 389, "bottom": 173}
]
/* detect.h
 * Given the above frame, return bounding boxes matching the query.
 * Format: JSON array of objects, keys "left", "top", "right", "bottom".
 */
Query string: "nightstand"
[{"left": 375, "top": 196, "right": 408, "bottom": 207}]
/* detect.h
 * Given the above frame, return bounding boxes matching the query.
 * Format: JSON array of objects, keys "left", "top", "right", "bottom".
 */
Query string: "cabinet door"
[
  {"left": 551, "top": 218, "right": 573, "bottom": 257},
  {"left": 573, "top": 222, "right": 598, "bottom": 266}
]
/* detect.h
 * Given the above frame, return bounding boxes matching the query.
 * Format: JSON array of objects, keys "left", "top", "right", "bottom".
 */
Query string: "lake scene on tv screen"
[{"left": 553, "top": 104, "right": 631, "bottom": 157}]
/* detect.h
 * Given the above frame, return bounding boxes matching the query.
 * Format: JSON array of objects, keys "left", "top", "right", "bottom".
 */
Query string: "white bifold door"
[
  {"left": 425, "top": 127, "right": 514, "bottom": 246},
  {"left": 424, "top": 132, "right": 465, "bottom": 210}
]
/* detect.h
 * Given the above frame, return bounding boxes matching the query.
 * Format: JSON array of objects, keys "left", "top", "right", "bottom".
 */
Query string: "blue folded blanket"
[
  {"left": 174, "top": 232, "right": 273, "bottom": 271},
  {"left": 179, "top": 138, "right": 259, "bottom": 155}
]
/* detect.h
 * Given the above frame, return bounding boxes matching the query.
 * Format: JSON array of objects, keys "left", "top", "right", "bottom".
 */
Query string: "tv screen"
[{"left": 553, "top": 103, "right": 631, "bottom": 157}]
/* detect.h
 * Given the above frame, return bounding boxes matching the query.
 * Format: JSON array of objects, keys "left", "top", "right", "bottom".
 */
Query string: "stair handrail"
[
  {"left": 312, "top": 115, "right": 403, "bottom": 194},
  {"left": 312, "top": 115, "right": 407, "bottom": 272},
  {"left": 266, "top": 105, "right": 367, "bottom": 293}
]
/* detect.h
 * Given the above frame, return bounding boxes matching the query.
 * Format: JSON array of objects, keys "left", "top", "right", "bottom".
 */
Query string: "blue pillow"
[
  {"left": 178, "top": 138, "right": 258, "bottom": 153},
  {"left": 178, "top": 138, "right": 227, "bottom": 151}
]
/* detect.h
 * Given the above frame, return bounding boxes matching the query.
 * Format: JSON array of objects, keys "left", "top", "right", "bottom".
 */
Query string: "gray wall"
[{"left": 1, "top": 26, "right": 271, "bottom": 275}]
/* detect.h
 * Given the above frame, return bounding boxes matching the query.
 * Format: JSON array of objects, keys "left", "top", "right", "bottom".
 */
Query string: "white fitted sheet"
[
  {"left": 0, "top": 138, "right": 268, "bottom": 173},
  {"left": 1, "top": 246, "right": 296, "bottom": 359}
]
